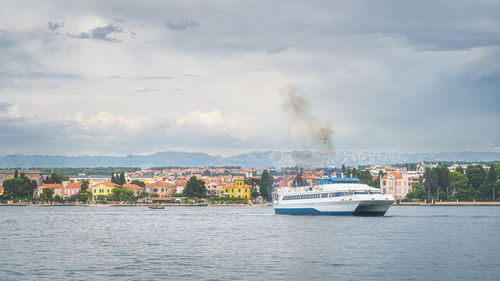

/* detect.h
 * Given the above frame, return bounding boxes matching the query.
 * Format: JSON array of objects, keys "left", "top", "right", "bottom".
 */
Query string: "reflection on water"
[{"left": 0, "top": 206, "right": 499, "bottom": 280}]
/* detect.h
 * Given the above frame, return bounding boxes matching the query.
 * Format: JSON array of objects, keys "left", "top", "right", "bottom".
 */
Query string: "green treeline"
[
  {"left": 407, "top": 164, "right": 500, "bottom": 201},
  {"left": 2, "top": 172, "right": 38, "bottom": 201}
]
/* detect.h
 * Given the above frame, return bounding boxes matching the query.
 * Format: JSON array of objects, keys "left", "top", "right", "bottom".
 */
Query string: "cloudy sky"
[{"left": 1, "top": 0, "right": 499, "bottom": 156}]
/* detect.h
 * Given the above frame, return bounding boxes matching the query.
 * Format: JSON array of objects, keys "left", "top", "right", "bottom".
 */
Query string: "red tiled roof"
[
  {"left": 175, "top": 181, "right": 187, "bottom": 186},
  {"left": 146, "top": 181, "right": 172, "bottom": 187},
  {"left": 123, "top": 184, "right": 144, "bottom": 190},
  {"left": 66, "top": 182, "right": 82, "bottom": 189},
  {"left": 41, "top": 183, "right": 63, "bottom": 188},
  {"left": 381, "top": 172, "right": 402, "bottom": 179}
]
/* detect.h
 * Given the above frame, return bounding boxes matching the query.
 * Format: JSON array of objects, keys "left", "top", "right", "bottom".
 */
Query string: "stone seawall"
[{"left": 395, "top": 201, "right": 500, "bottom": 206}]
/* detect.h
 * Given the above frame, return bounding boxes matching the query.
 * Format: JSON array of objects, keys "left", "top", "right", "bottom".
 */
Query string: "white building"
[{"left": 380, "top": 171, "right": 411, "bottom": 200}]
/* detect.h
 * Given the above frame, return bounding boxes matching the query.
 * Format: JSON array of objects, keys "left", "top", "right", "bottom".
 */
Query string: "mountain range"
[{"left": 0, "top": 150, "right": 499, "bottom": 169}]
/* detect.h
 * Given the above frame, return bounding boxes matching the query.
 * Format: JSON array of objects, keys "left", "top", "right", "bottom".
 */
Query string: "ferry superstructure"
[{"left": 273, "top": 177, "right": 394, "bottom": 216}]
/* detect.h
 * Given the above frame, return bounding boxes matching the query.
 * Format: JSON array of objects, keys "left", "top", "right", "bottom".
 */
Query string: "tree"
[
  {"left": 259, "top": 170, "right": 274, "bottom": 201},
  {"left": 406, "top": 182, "right": 425, "bottom": 201},
  {"left": 53, "top": 195, "right": 64, "bottom": 203},
  {"left": 77, "top": 190, "right": 91, "bottom": 202},
  {"left": 14, "top": 169, "right": 19, "bottom": 178},
  {"left": 466, "top": 166, "right": 486, "bottom": 200},
  {"left": 423, "top": 168, "right": 439, "bottom": 201},
  {"left": 110, "top": 187, "right": 135, "bottom": 202},
  {"left": 449, "top": 172, "right": 468, "bottom": 201},
  {"left": 81, "top": 180, "right": 90, "bottom": 192},
  {"left": 486, "top": 164, "right": 497, "bottom": 199},
  {"left": 437, "top": 165, "right": 450, "bottom": 200},
  {"left": 130, "top": 179, "right": 146, "bottom": 188},
  {"left": 45, "top": 173, "right": 69, "bottom": 184},
  {"left": 2, "top": 176, "right": 37, "bottom": 200},
  {"left": 67, "top": 194, "right": 78, "bottom": 203},
  {"left": 41, "top": 188, "right": 55, "bottom": 202},
  {"left": 183, "top": 176, "right": 207, "bottom": 198},
  {"left": 119, "top": 172, "right": 126, "bottom": 186}
]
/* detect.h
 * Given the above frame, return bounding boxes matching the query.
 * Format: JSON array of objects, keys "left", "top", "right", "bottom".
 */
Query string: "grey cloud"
[
  {"left": 135, "top": 88, "right": 164, "bottom": 94},
  {"left": 0, "top": 102, "right": 13, "bottom": 112},
  {"left": 166, "top": 18, "right": 199, "bottom": 31},
  {"left": 266, "top": 47, "right": 287, "bottom": 55},
  {"left": 0, "top": 72, "right": 80, "bottom": 79},
  {"left": 77, "top": 24, "right": 124, "bottom": 42},
  {"left": 48, "top": 21, "right": 63, "bottom": 32},
  {"left": 104, "top": 75, "right": 172, "bottom": 80}
]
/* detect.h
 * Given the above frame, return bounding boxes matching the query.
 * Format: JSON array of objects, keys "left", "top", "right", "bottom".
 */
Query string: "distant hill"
[{"left": 0, "top": 150, "right": 499, "bottom": 168}]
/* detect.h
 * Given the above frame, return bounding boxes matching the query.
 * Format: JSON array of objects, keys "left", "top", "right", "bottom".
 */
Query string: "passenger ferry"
[{"left": 273, "top": 173, "right": 394, "bottom": 216}]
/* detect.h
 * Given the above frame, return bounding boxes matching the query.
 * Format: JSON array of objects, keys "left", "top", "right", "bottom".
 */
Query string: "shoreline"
[
  {"left": 395, "top": 201, "right": 500, "bottom": 206},
  {"left": 0, "top": 203, "right": 272, "bottom": 207},
  {"left": 2, "top": 202, "right": 500, "bottom": 207}
]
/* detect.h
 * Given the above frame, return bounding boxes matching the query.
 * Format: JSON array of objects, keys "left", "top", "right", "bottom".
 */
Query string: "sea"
[{"left": 1, "top": 206, "right": 499, "bottom": 281}]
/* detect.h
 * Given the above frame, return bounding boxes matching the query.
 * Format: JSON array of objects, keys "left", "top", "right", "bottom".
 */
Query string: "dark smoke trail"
[{"left": 281, "top": 86, "right": 334, "bottom": 167}]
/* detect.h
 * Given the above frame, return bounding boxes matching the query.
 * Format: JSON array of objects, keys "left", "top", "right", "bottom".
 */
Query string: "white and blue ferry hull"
[{"left": 274, "top": 200, "right": 359, "bottom": 215}]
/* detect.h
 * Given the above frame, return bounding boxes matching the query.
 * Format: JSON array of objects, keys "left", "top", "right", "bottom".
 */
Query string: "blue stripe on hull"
[{"left": 275, "top": 208, "right": 353, "bottom": 216}]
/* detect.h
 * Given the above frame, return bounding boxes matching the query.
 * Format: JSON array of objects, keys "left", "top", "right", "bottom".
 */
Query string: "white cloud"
[{"left": 0, "top": 103, "right": 21, "bottom": 119}]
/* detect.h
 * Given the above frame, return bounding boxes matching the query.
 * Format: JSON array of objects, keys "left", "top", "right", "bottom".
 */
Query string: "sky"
[{"left": 0, "top": 0, "right": 499, "bottom": 156}]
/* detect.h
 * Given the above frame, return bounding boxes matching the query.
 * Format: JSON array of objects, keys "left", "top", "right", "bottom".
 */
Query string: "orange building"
[{"left": 146, "top": 181, "right": 175, "bottom": 197}]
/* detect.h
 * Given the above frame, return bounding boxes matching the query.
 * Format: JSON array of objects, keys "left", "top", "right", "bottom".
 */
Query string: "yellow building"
[
  {"left": 91, "top": 182, "right": 117, "bottom": 201},
  {"left": 223, "top": 179, "right": 251, "bottom": 202}
]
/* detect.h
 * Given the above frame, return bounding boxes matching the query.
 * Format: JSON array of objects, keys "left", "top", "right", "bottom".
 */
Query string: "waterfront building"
[
  {"left": 69, "top": 175, "right": 110, "bottom": 185},
  {"left": 175, "top": 180, "right": 187, "bottom": 194},
  {"left": 36, "top": 183, "right": 64, "bottom": 198},
  {"left": 0, "top": 169, "right": 43, "bottom": 187},
  {"left": 145, "top": 181, "right": 175, "bottom": 197},
  {"left": 91, "top": 182, "right": 117, "bottom": 201},
  {"left": 380, "top": 172, "right": 410, "bottom": 200},
  {"left": 123, "top": 183, "right": 144, "bottom": 196},
  {"left": 222, "top": 179, "right": 251, "bottom": 201},
  {"left": 205, "top": 181, "right": 223, "bottom": 196},
  {"left": 63, "top": 182, "right": 82, "bottom": 199}
]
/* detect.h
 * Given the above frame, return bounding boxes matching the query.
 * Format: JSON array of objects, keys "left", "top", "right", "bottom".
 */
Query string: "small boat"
[{"left": 148, "top": 205, "right": 165, "bottom": 209}]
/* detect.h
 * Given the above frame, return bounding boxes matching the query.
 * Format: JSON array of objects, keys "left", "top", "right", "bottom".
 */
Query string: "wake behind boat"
[{"left": 273, "top": 172, "right": 394, "bottom": 216}]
